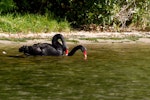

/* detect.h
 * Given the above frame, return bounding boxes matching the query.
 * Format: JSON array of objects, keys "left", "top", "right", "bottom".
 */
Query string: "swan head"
[
  {"left": 81, "top": 46, "right": 87, "bottom": 60},
  {"left": 79, "top": 45, "right": 87, "bottom": 60},
  {"left": 68, "top": 45, "right": 87, "bottom": 59},
  {"left": 63, "top": 46, "right": 68, "bottom": 56},
  {"left": 83, "top": 50, "right": 87, "bottom": 60},
  {"left": 65, "top": 49, "right": 69, "bottom": 56}
]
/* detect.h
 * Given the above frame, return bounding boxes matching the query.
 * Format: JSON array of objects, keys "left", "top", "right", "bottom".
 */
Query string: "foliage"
[
  {"left": 0, "top": 0, "right": 149, "bottom": 32},
  {"left": 111, "top": 0, "right": 150, "bottom": 30},
  {"left": 132, "top": 0, "right": 150, "bottom": 30},
  {"left": 0, "top": 0, "right": 16, "bottom": 13}
]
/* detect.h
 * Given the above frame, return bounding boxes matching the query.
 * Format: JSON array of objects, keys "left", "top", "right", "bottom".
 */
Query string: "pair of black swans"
[{"left": 19, "top": 34, "right": 87, "bottom": 59}]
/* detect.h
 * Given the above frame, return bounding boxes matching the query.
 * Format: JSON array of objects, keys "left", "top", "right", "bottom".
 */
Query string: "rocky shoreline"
[{"left": 0, "top": 31, "right": 150, "bottom": 45}]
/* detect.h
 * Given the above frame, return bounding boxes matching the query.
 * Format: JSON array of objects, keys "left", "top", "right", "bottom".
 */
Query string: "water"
[{"left": 0, "top": 43, "right": 150, "bottom": 100}]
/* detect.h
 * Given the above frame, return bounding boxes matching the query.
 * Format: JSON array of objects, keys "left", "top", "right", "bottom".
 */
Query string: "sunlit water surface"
[{"left": 0, "top": 43, "right": 150, "bottom": 100}]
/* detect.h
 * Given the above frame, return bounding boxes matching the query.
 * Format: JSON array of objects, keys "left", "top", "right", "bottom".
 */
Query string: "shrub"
[
  {"left": 0, "top": 0, "right": 16, "bottom": 13},
  {"left": 0, "top": 0, "right": 149, "bottom": 31}
]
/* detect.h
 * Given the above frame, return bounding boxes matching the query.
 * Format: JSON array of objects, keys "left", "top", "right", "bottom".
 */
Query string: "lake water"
[{"left": 0, "top": 43, "right": 150, "bottom": 100}]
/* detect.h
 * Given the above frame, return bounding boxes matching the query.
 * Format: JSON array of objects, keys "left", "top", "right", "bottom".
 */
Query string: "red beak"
[
  {"left": 65, "top": 49, "right": 69, "bottom": 56},
  {"left": 83, "top": 50, "right": 87, "bottom": 60}
]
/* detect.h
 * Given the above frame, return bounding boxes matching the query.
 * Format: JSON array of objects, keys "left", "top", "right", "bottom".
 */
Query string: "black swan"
[
  {"left": 19, "top": 34, "right": 68, "bottom": 56},
  {"left": 68, "top": 45, "right": 87, "bottom": 59}
]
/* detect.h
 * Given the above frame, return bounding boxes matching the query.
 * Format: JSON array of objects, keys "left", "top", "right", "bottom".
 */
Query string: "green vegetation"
[
  {"left": 79, "top": 38, "right": 99, "bottom": 42},
  {"left": 0, "top": 0, "right": 149, "bottom": 33},
  {"left": 126, "top": 35, "right": 141, "bottom": 41},
  {"left": 79, "top": 36, "right": 140, "bottom": 42},
  {"left": 66, "top": 39, "right": 79, "bottom": 44},
  {"left": 0, "top": 37, "right": 48, "bottom": 42},
  {"left": 0, "top": 37, "right": 26, "bottom": 42},
  {"left": 0, "top": 14, "right": 70, "bottom": 33}
]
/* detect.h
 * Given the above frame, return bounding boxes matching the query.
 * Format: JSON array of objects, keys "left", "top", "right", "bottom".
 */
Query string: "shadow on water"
[
  {"left": 8, "top": 55, "right": 26, "bottom": 58},
  {"left": 0, "top": 43, "right": 150, "bottom": 100}
]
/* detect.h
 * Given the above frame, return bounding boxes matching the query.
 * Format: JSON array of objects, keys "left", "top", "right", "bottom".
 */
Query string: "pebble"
[{"left": 2, "top": 51, "right": 7, "bottom": 54}]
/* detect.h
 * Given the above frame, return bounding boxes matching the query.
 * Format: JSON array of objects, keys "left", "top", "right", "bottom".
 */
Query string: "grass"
[
  {"left": 79, "top": 37, "right": 124, "bottom": 43},
  {"left": 0, "top": 13, "right": 70, "bottom": 33},
  {"left": 98, "top": 36, "right": 141, "bottom": 41},
  {"left": 0, "top": 37, "right": 27, "bottom": 42},
  {"left": 79, "top": 38, "right": 99, "bottom": 42},
  {"left": 0, "top": 37, "right": 49, "bottom": 42},
  {"left": 126, "top": 35, "right": 141, "bottom": 41},
  {"left": 78, "top": 36, "right": 141, "bottom": 43},
  {"left": 66, "top": 39, "right": 79, "bottom": 44}
]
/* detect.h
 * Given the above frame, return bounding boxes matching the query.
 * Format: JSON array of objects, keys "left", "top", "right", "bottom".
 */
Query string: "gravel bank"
[{"left": 0, "top": 31, "right": 150, "bottom": 45}]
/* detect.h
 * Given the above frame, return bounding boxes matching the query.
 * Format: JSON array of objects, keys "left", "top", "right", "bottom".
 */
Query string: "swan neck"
[{"left": 68, "top": 46, "right": 81, "bottom": 56}]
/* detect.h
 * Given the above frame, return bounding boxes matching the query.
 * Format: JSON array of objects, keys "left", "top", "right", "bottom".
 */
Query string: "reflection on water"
[{"left": 0, "top": 43, "right": 150, "bottom": 100}]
